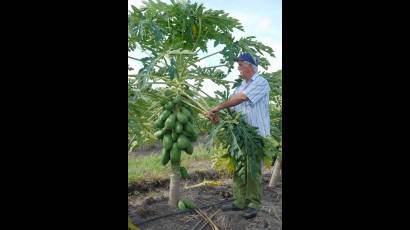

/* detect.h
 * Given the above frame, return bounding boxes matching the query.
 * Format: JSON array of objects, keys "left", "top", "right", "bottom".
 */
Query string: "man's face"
[{"left": 237, "top": 61, "right": 252, "bottom": 78}]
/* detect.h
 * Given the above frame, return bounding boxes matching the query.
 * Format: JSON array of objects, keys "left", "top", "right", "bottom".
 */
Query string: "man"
[{"left": 206, "top": 53, "right": 271, "bottom": 219}]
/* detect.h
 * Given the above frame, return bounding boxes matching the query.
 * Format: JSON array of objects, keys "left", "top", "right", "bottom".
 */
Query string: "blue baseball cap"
[{"left": 235, "top": 52, "right": 258, "bottom": 66}]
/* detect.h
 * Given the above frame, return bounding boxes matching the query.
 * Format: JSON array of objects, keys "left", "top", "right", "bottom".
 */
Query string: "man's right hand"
[{"left": 205, "top": 111, "right": 220, "bottom": 124}]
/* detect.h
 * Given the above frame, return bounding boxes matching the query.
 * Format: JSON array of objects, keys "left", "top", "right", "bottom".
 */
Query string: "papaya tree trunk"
[
  {"left": 269, "top": 158, "right": 282, "bottom": 187},
  {"left": 168, "top": 162, "right": 181, "bottom": 207}
]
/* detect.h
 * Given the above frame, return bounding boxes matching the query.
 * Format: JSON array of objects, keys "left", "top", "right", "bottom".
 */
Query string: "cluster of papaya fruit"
[{"left": 154, "top": 90, "right": 198, "bottom": 179}]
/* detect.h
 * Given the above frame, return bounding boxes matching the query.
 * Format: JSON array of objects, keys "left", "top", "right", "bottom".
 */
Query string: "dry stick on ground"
[
  {"left": 189, "top": 207, "right": 212, "bottom": 226},
  {"left": 197, "top": 209, "right": 220, "bottom": 230},
  {"left": 190, "top": 211, "right": 206, "bottom": 229},
  {"left": 196, "top": 208, "right": 219, "bottom": 230},
  {"left": 191, "top": 207, "right": 212, "bottom": 230},
  {"left": 183, "top": 214, "right": 198, "bottom": 224},
  {"left": 193, "top": 208, "right": 218, "bottom": 230},
  {"left": 193, "top": 209, "right": 211, "bottom": 230},
  {"left": 190, "top": 216, "right": 204, "bottom": 229},
  {"left": 135, "top": 198, "right": 233, "bottom": 226}
]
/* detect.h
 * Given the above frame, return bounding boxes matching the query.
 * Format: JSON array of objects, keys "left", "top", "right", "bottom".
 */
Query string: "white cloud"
[
  {"left": 224, "top": 9, "right": 281, "bottom": 63},
  {"left": 257, "top": 37, "right": 282, "bottom": 72},
  {"left": 227, "top": 9, "right": 281, "bottom": 40},
  {"left": 257, "top": 17, "right": 273, "bottom": 31},
  {"left": 227, "top": 10, "right": 256, "bottom": 38}
]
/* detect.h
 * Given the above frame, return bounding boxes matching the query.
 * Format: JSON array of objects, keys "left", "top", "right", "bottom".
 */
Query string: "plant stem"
[
  {"left": 169, "top": 162, "right": 181, "bottom": 207},
  {"left": 163, "top": 57, "right": 170, "bottom": 67},
  {"left": 177, "top": 89, "right": 208, "bottom": 113},
  {"left": 201, "top": 64, "right": 228, "bottom": 69},
  {"left": 128, "top": 56, "right": 143, "bottom": 61},
  {"left": 182, "top": 101, "right": 206, "bottom": 114},
  {"left": 197, "top": 50, "right": 223, "bottom": 61},
  {"left": 150, "top": 81, "right": 168, "bottom": 85},
  {"left": 183, "top": 82, "right": 213, "bottom": 100}
]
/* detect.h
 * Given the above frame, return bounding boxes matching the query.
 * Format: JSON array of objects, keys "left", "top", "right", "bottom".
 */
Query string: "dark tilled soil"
[{"left": 128, "top": 169, "right": 282, "bottom": 230}]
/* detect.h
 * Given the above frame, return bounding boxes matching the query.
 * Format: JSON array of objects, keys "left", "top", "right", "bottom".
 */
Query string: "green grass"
[{"left": 128, "top": 144, "right": 212, "bottom": 183}]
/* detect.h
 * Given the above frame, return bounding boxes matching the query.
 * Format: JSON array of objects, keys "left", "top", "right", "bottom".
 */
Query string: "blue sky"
[{"left": 128, "top": 0, "right": 282, "bottom": 96}]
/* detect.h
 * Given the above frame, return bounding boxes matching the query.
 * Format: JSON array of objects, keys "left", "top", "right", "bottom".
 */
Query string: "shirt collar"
[{"left": 242, "top": 72, "right": 259, "bottom": 85}]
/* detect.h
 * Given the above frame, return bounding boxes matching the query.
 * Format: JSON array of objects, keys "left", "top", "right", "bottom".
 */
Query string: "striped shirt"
[{"left": 231, "top": 73, "right": 271, "bottom": 137}]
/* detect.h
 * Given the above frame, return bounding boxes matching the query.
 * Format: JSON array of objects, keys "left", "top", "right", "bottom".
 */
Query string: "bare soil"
[{"left": 128, "top": 168, "right": 282, "bottom": 230}]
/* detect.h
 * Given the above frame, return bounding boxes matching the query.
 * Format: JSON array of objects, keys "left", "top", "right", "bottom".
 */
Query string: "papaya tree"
[
  {"left": 128, "top": 78, "right": 157, "bottom": 152},
  {"left": 265, "top": 70, "right": 282, "bottom": 186},
  {"left": 264, "top": 70, "right": 282, "bottom": 158},
  {"left": 128, "top": 0, "right": 276, "bottom": 207}
]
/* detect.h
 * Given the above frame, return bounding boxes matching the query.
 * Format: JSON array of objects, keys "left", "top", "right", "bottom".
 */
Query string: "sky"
[{"left": 128, "top": 0, "right": 282, "bottom": 96}]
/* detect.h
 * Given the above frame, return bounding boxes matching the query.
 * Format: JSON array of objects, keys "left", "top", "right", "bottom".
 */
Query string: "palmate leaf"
[
  {"left": 129, "top": 0, "right": 244, "bottom": 54},
  {"left": 207, "top": 112, "right": 266, "bottom": 181},
  {"left": 220, "top": 36, "right": 275, "bottom": 72},
  {"left": 214, "top": 88, "right": 230, "bottom": 101},
  {"left": 211, "top": 144, "right": 235, "bottom": 175},
  {"left": 233, "top": 117, "right": 265, "bottom": 179},
  {"left": 129, "top": 0, "right": 275, "bottom": 92},
  {"left": 168, "top": 49, "right": 196, "bottom": 55},
  {"left": 206, "top": 120, "right": 227, "bottom": 149}
]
